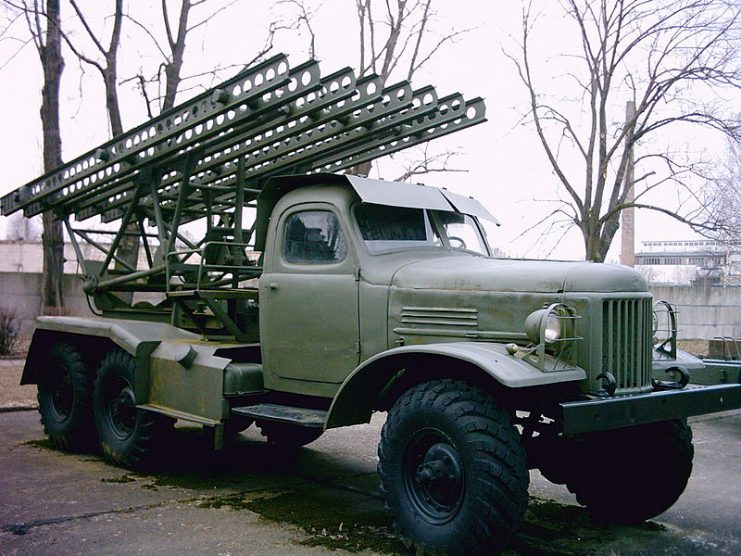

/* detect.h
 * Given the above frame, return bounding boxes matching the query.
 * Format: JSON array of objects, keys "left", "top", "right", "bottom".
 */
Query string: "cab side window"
[{"left": 283, "top": 210, "right": 348, "bottom": 264}]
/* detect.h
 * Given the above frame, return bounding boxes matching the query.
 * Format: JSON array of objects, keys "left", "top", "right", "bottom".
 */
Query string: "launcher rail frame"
[{"left": 1, "top": 54, "right": 486, "bottom": 340}]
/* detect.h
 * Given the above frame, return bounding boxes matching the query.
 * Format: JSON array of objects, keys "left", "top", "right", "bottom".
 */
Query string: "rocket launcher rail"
[
  {"left": 1, "top": 54, "right": 484, "bottom": 221},
  {"left": 0, "top": 54, "right": 486, "bottom": 340}
]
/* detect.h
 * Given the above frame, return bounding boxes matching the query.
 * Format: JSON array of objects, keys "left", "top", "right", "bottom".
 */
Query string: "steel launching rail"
[
  {"left": 0, "top": 54, "right": 486, "bottom": 338},
  {"left": 1, "top": 53, "right": 485, "bottom": 222}
]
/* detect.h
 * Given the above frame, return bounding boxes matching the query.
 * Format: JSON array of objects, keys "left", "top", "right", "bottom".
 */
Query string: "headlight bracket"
[{"left": 521, "top": 303, "right": 582, "bottom": 372}]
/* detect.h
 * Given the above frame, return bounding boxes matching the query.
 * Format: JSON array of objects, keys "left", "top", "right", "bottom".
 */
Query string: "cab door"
[{"left": 261, "top": 204, "right": 360, "bottom": 385}]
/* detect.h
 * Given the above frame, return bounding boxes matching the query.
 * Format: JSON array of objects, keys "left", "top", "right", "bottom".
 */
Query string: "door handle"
[{"left": 268, "top": 282, "right": 279, "bottom": 290}]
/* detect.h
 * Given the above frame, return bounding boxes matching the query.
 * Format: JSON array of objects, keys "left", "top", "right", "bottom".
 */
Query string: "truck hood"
[{"left": 390, "top": 256, "right": 647, "bottom": 294}]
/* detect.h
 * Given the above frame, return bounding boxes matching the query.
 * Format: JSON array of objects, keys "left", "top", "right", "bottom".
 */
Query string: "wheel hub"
[
  {"left": 49, "top": 366, "right": 73, "bottom": 422},
  {"left": 405, "top": 431, "right": 465, "bottom": 524},
  {"left": 107, "top": 381, "right": 137, "bottom": 438}
]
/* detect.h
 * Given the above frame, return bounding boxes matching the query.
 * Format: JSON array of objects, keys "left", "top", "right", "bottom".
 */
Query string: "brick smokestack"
[{"left": 620, "top": 100, "right": 636, "bottom": 267}]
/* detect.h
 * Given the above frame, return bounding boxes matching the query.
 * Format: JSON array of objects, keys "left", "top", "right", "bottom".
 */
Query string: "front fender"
[{"left": 326, "top": 342, "right": 586, "bottom": 429}]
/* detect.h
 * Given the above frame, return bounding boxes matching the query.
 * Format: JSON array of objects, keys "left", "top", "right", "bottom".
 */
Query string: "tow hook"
[
  {"left": 652, "top": 366, "right": 690, "bottom": 391},
  {"left": 596, "top": 372, "right": 617, "bottom": 396}
]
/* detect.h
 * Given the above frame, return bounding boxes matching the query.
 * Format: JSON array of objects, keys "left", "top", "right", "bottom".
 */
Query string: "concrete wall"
[
  {"left": 649, "top": 285, "right": 741, "bottom": 339},
  {"left": 0, "top": 273, "right": 93, "bottom": 335},
  {"left": 0, "top": 240, "right": 98, "bottom": 274}
]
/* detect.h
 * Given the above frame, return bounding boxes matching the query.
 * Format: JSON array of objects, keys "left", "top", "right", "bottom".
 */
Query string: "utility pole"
[{"left": 621, "top": 100, "right": 636, "bottom": 267}]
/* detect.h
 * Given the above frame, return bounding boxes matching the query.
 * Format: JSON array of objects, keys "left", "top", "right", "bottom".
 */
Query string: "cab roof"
[{"left": 255, "top": 173, "right": 499, "bottom": 250}]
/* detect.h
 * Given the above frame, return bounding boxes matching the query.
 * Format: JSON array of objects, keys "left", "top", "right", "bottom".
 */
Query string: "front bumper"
[{"left": 560, "top": 383, "right": 741, "bottom": 436}]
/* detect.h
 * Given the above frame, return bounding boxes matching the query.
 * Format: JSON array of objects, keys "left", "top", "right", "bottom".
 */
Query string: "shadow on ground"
[{"left": 25, "top": 424, "right": 710, "bottom": 556}]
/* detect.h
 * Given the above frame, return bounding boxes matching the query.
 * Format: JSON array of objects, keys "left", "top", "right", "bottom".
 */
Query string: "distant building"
[{"left": 636, "top": 239, "right": 741, "bottom": 285}]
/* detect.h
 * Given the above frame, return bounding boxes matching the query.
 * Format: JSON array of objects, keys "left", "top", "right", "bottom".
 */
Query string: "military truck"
[
  {"left": 2, "top": 55, "right": 739, "bottom": 555},
  {"left": 651, "top": 319, "right": 741, "bottom": 386},
  {"left": 698, "top": 337, "right": 741, "bottom": 383}
]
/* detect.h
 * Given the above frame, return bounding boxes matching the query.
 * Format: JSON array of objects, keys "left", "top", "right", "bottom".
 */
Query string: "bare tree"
[
  {"left": 508, "top": 0, "right": 741, "bottom": 262},
  {"left": 355, "top": 0, "right": 468, "bottom": 83},
  {"left": 277, "top": 0, "right": 316, "bottom": 59},
  {"left": 39, "top": 0, "right": 65, "bottom": 310},
  {"left": 703, "top": 142, "right": 741, "bottom": 240},
  {"left": 159, "top": 0, "right": 191, "bottom": 111},
  {"left": 352, "top": 0, "right": 472, "bottom": 177},
  {"left": 57, "top": 1, "right": 139, "bottom": 289},
  {"left": 701, "top": 141, "right": 741, "bottom": 277},
  {"left": 123, "top": 0, "right": 259, "bottom": 116},
  {"left": 391, "top": 144, "right": 466, "bottom": 182},
  {"left": 2, "top": 0, "right": 66, "bottom": 309},
  {"left": 65, "top": 0, "right": 125, "bottom": 135}
]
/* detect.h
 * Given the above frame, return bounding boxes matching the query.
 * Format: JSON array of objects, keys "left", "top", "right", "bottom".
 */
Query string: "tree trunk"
[
  {"left": 103, "top": 6, "right": 140, "bottom": 299},
  {"left": 162, "top": 0, "right": 191, "bottom": 112},
  {"left": 584, "top": 234, "right": 602, "bottom": 263},
  {"left": 583, "top": 214, "right": 620, "bottom": 263},
  {"left": 41, "top": 212, "right": 65, "bottom": 311},
  {"left": 39, "top": 0, "right": 65, "bottom": 312},
  {"left": 104, "top": 67, "right": 123, "bottom": 136}
]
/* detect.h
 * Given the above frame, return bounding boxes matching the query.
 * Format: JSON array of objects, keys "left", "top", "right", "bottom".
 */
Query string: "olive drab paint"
[{"left": 4, "top": 54, "right": 740, "bottom": 556}]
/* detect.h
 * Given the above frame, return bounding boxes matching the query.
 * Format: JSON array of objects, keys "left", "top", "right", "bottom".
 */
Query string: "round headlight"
[
  {"left": 543, "top": 313, "right": 562, "bottom": 343},
  {"left": 525, "top": 307, "right": 563, "bottom": 345}
]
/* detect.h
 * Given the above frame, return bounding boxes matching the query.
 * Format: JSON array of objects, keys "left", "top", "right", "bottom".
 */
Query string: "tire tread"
[
  {"left": 378, "top": 379, "right": 528, "bottom": 555},
  {"left": 37, "top": 342, "right": 96, "bottom": 452}
]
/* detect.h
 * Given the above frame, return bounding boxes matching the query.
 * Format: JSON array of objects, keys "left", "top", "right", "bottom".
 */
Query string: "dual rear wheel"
[
  {"left": 37, "top": 343, "right": 323, "bottom": 466},
  {"left": 37, "top": 342, "right": 96, "bottom": 451},
  {"left": 38, "top": 343, "right": 173, "bottom": 469}
]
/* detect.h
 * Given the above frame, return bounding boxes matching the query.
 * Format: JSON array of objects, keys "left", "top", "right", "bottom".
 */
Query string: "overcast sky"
[{"left": 0, "top": 0, "right": 728, "bottom": 261}]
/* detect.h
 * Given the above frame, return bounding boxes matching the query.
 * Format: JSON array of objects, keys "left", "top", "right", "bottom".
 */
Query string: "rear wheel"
[
  {"left": 93, "top": 350, "right": 174, "bottom": 469},
  {"left": 566, "top": 419, "right": 693, "bottom": 524},
  {"left": 378, "top": 379, "right": 529, "bottom": 555},
  {"left": 37, "top": 342, "right": 96, "bottom": 451}
]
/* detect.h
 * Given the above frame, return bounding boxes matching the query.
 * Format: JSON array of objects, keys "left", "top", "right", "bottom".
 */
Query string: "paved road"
[{"left": 0, "top": 409, "right": 739, "bottom": 555}]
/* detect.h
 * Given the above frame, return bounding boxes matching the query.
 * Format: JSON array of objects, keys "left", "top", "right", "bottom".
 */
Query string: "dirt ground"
[{"left": 0, "top": 359, "right": 36, "bottom": 410}]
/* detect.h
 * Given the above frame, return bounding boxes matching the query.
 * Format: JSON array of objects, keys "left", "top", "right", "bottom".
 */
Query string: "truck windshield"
[{"left": 355, "top": 203, "right": 489, "bottom": 255}]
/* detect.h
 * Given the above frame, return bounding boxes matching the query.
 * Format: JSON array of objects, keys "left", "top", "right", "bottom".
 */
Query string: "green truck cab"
[{"left": 4, "top": 55, "right": 740, "bottom": 555}]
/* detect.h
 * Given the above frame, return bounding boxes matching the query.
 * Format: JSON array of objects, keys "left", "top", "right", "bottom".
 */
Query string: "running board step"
[{"left": 232, "top": 404, "right": 327, "bottom": 428}]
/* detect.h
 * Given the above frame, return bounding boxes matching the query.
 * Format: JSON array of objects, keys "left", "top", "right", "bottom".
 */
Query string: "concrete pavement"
[
  {"left": 1, "top": 356, "right": 740, "bottom": 555},
  {"left": 0, "top": 407, "right": 739, "bottom": 555}
]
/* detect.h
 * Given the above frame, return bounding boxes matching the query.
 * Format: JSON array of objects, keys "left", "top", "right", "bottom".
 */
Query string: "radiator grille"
[{"left": 602, "top": 298, "right": 653, "bottom": 392}]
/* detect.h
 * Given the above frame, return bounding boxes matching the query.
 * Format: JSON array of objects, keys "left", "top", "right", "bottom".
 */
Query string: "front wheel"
[
  {"left": 566, "top": 419, "right": 693, "bottom": 524},
  {"left": 93, "top": 350, "right": 174, "bottom": 469},
  {"left": 378, "top": 379, "right": 529, "bottom": 555}
]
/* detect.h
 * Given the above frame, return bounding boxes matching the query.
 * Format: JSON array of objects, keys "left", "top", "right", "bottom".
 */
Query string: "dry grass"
[
  {"left": 677, "top": 339, "right": 710, "bottom": 357},
  {"left": 0, "top": 335, "right": 30, "bottom": 359}
]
